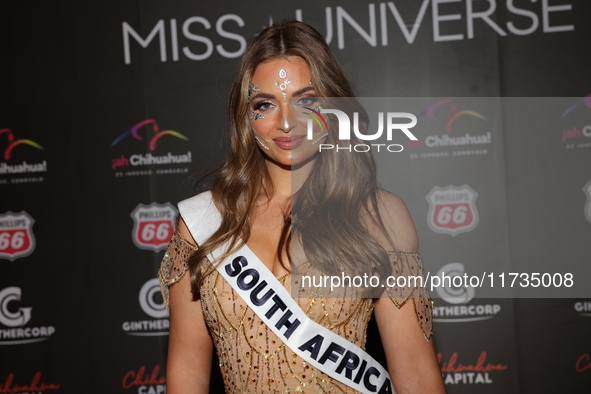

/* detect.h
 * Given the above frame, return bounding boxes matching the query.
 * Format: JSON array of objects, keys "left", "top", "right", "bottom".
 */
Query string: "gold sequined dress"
[{"left": 159, "top": 232, "right": 433, "bottom": 394}]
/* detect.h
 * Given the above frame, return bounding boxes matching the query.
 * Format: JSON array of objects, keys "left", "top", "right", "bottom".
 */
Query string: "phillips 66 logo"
[
  {"left": 130, "top": 202, "right": 176, "bottom": 252},
  {"left": 426, "top": 185, "right": 479, "bottom": 236},
  {"left": 0, "top": 211, "right": 36, "bottom": 261}
]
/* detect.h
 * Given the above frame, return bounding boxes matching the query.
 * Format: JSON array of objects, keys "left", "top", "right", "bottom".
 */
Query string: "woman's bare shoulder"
[
  {"left": 177, "top": 216, "right": 198, "bottom": 246},
  {"left": 374, "top": 189, "right": 418, "bottom": 252}
]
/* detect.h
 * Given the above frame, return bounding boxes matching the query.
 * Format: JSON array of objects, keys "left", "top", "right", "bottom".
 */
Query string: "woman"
[{"left": 159, "top": 21, "right": 446, "bottom": 393}]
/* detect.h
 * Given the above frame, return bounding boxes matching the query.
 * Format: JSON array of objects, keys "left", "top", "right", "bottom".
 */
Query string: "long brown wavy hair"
[{"left": 188, "top": 21, "right": 393, "bottom": 300}]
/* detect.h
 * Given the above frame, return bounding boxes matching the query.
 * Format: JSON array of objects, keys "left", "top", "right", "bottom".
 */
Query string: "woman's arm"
[
  {"left": 372, "top": 191, "right": 446, "bottom": 394},
  {"left": 165, "top": 219, "right": 213, "bottom": 394},
  {"left": 374, "top": 297, "right": 445, "bottom": 393}
]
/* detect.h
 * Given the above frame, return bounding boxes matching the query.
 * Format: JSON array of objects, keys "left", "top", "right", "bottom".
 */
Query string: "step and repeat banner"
[{"left": 1, "top": 1, "right": 591, "bottom": 393}]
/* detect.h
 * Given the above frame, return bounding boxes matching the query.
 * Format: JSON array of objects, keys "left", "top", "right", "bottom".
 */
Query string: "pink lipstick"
[{"left": 272, "top": 135, "right": 305, "bottom": 150}]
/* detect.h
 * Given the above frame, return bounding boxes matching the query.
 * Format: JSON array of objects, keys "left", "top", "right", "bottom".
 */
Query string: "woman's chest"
[{"left": 200, "top": 270, "right": 373, "bottom": 339}]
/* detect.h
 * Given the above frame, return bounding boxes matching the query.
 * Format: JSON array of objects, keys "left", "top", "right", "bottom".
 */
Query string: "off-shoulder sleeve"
[
  {"left": 385, "top": 251, "right": 434, "bottom": 341},
  {"left": 158, "top": 231, "right": 198, "bottom": 309}
]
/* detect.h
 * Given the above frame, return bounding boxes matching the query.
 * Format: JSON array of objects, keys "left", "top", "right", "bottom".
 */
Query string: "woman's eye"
[
  {"left": 253, "top": 101, "right": 274, "bottom": 111},
  {"left": 296, "top": 97, "right": 319, "bottom": 107}
]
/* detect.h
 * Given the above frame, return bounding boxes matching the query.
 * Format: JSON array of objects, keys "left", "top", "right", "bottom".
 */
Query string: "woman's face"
[{"left": 248, "top": 57, "right": 326, "bottom": 168}]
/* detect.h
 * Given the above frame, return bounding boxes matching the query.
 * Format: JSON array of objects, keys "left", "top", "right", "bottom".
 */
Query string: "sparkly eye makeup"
[
  {"left": 249, "top": 109, "right": 265, "bottom": 121},
  {"left": 252, "top": 101, "right": 274, "bottom": 112}
]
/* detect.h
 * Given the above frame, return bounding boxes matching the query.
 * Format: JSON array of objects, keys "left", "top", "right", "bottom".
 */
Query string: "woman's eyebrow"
[
  {"left": 292, "top": 86, "right": 315, "bottom": 96},
  {"left": 251, "top": 92, "right": 276, "bottom": 100}
]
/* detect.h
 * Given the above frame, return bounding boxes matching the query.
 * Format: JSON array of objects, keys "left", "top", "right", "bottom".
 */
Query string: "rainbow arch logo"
[
  {"left": 303, "top": 107, "right": 328, "bottom": 132},
  {"left": 562, "top": 94, "right": 591, "bottom": 117},
  {"left": 111, "top": 120, "right": 189, "bottom": 151},
  {"left": 0, "top": 129, "right": 44, "bottom": 161},
  {"left": 417, "top": 99, "right": 488, "bottom": 132}
]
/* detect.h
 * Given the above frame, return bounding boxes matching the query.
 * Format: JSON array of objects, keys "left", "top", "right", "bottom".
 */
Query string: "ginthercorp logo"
[
  {"left": 438, "top": 351, "right": 508, "bottom": 385},
  {"left": 122, "top": 365, "right": 166, "bottom": 393},
  {"left": 0, "top": 287, "right": 56, "bottom": 345},
  {"left": 407, "top": 99, "right": 491, "bottom": 159},
  {"left": 433, "top": 263, "right": 500, "bottom": 323},
  {"left": 0, "top": 129, "right": 47, "bottom": 185},
  {"left": 111, "top": 119, "right": 192, "bottom": 177},
  {"left": 574, "top": 300, "right": 591, "bottom": 317},
  {"left": 130, "top": 202, "right": 176, "bottom": 252},
  {"left": 306, "top": 109, "right": 417, "bottom": 153},
  {"left": 426, "top": 185, "right": 479, "bottom": 236},
  {"left": 122, "top": 278, "right": 169, "bottom": 336},
  {"left": 0, "top": 211, "right": 36, "bottom": 261},
  {"left": 584, "top": 180, "right": 591, "bottom": 224},
  {"left": 561, "top": 94, "right": 591, "bottom": 150}
]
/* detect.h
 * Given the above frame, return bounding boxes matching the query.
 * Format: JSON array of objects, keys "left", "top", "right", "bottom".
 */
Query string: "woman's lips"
[{"left": 272, "top": 135, "right": 305, "bottom": 150}]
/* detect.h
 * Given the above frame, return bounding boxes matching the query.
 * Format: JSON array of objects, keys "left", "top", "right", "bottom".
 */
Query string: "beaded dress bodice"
[{"left": 159, "top": 233, "right": 433, "bottom": 394}]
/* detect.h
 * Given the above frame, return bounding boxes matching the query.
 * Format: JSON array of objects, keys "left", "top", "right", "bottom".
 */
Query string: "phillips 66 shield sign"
[
  {"left": 130, "top": 202, "right": 177, "bottom": 252},
  {"left": 426, "top": 185, "right": 479, "bottom": 236},
  {"left": 0, "top": 211, "right": 36, "bottom": 261}
]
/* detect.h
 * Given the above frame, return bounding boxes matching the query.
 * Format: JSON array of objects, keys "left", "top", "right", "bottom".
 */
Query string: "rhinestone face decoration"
[
  {"left": 248, "top": 82, "right": 261, "bottom": 101},
  {"left": 275, "top": 68, "right": 291, "bottom": 102},
  {"left": 254, "top": 135, "right": 270, "bottom": 150},
  {"left": 249, "top": 109, "right": 265, "bottom": 121}
]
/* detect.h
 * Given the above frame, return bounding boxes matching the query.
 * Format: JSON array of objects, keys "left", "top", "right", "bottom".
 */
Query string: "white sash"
[{"left": 179, "top": 192, "right": 394, "bottom": 394}]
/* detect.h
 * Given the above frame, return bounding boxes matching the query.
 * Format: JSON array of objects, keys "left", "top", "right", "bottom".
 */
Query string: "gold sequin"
[{"left": 158, "top": 232, "right": 434, "bottom": 393}]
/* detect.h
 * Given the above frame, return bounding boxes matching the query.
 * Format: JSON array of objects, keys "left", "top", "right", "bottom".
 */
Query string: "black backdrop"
[{"left": 2, "top": 1, "right": 591, "bottom": 393}]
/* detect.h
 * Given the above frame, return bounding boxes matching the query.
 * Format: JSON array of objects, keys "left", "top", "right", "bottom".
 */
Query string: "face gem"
[
  {"left": 249, "top": 109, "right": 265, "bottom": 121},
  {"left": 248, "top": 82, "right": 262, "bottom": 100}
]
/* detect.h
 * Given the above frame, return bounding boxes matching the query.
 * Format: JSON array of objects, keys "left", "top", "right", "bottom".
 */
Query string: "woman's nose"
[
  {"left": 280, "top": 116, "right": 294, "bottom": 132},
  {"left": 278, "top": 108, "right": 295, "bottom": 133}
]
